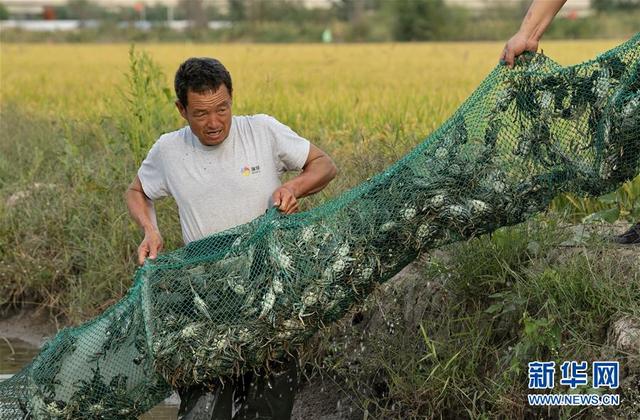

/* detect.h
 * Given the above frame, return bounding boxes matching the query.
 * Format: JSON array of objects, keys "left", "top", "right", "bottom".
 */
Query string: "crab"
[
  {"left": 593, "top": 71, "right": 611, "bottom": 107},
  {"left": 359, "top": 266, "right": 374, "bottom": 281},
  {"left": 448, "top": 164, "right": 462, "bottom": 176},
  {"left": 268, "top": 242, "right": 294, "bottom": 272},
  {"left": 275, "top": 251, "right": 292, "bottom": 271},
  {"left": 181, "top": 324, "right": 198, "bottom": 339},
  {"left": 539, "top": 91, "right": 554, "bottom": 113},
  {"left": 276, "top": 319, "right": 306, "bottom": 340},
  {"left": 301, "top": 226, "right": 315, "bottom": 242},
  {"left": 402, "top": 206, "right": 417, "bottom": 220},
  {"left": 237, "top": 327, "right": 253, "bottom": 342},
  {"left": 416, "top": 223, "right": 435, "bottom": 239},
  {"left": 258, "top": 288, "right": 276, "bottom": 318},
  {"left": 337, "top": 243, "right": 350, "bottom": 257},
  {"left": 88, "top": 404, "right": 104, "bottom": 416},
  {"left": 468, "top": 199, "right": 490, "bottom": 214},
  {"left": 332, "top": 259, "right": 346, "bottom": 274},
  {"left": 621, "top": 95, "right": 639, "bottom": 119},
  {"left": 45, "top": 402, "right": 66, "bottom": 417},
  {"left": 212, "top": 335, "right": 229, "bottom": 352},
  {"left": 429, "top": 194, "right": 445, "bottom": 208},
  {"left": 492, "top": 180, "right": 506, "bottom": 194},
  {"left": 434, "top": 147, "right": 448, "bottom": 160},
  {"left": 380, "top": 221, "right": 396, "bottom": 232},
  {"left": 444, "top": 204, "right": 470, "bottom": 222},
  {"left": 193, "top": 293, "right": 212, "bottom": 321},
  {"left": 227, "top": 277, "right": 246, "bottom": 295},
  {"left": 272, "top": 277, "right": 284, "bottom": 294},
  {"left": 302, "top": 288, "right": 319, "bottom": 306},
  {"left": 494, "top": 86, "right": 514, "bottom": 111}
]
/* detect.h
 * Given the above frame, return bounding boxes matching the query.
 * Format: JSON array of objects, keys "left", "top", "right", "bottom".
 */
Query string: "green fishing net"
[{"left": 1, "top": 34, "right": 639, "bottom": 419}]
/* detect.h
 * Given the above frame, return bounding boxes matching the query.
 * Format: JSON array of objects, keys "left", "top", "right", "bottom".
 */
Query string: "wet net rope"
[{"left": 1, "top": 35, "right": 639, "bottom": 419}]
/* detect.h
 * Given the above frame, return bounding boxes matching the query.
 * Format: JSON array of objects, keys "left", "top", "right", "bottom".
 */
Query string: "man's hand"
[
  {"left": 126, "top": 175, "right": 164, "bottom": 265},
  {"left": 138, "top": 228, "right": 163, "bottom": 265},
  {"left": 500, "top": 30, "right": 538, "bottom": 68},
  {"left": 272, "top": 185, "right": 299, "bottom": 215},
  {"left": 269, "top": 143, "right": 337, "bottom": 215}
]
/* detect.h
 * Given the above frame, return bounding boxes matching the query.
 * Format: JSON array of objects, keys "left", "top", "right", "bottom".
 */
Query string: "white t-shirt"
[{"left": 138, "top": 114, "right": 310, "bottom": 244}]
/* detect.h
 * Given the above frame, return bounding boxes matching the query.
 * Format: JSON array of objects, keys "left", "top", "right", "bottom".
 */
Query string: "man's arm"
[
  {"left": 272, "top": 143, "right": 338, "bottom": 215},
  {"left": 125, "top": 175, "right": 164, "bottom": 265},
  {"left": 501, "top": 0, "right": 567, "bottom": 67}
]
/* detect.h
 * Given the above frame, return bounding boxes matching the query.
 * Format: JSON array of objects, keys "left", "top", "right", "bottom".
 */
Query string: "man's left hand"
[{"left": 272, "top": 186, "right": 299, "bottom": 215}]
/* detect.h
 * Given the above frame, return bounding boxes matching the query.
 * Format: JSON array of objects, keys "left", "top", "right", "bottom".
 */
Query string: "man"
[
  {"left": 126, "top": 57, "right": 337, "bottom": 419},
  {"left": 501, "top": 0, "right": 639, "bottom": 245}
]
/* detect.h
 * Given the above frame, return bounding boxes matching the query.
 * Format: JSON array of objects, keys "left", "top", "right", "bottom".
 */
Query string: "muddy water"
[{"left": 0, "top": 337, "right": 179, "bottom": 419}]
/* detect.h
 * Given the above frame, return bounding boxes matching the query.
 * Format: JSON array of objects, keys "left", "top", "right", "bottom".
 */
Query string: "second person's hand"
[{"left": 500, "top": 30, "right": 539, "bottom": 68}]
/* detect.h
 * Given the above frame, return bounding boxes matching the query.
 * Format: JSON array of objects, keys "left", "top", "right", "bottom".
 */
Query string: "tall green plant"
[
  {"left": 551, "top": 175, "right": 640, "bottom": 223},
  {"left": 118, "top": 46, "right": 177, "bottom": 165}
]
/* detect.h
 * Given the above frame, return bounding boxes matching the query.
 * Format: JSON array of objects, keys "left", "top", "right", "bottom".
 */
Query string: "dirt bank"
[{"left": 0, "top": 308, "right": 60, "bottom": 348}]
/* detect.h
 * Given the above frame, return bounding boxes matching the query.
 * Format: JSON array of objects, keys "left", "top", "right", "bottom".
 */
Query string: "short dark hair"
[{"left": 174, "top": 57, "right": 233, "bottom": 108}]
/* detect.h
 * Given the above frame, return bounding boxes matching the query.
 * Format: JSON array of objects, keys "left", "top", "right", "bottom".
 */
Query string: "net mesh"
[{"left": 1, "top": 34, "right": 639, "bottom": 419}]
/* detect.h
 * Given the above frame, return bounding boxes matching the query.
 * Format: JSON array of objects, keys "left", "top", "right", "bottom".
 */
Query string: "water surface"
[{"left": 0, "top": 337, "right": 180, "bottom": 419}]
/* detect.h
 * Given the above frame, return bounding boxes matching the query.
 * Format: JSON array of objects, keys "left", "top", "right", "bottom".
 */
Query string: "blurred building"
[
  {"left": 3, "top": 0, "right": 181, "bottom": 17},
  {"left": 2, "top": 0, "right": 595, "bottom": 23},
  {"left": 2, "top": 0, "right": 332, "bottom": 16},
  {"left": 3, "top": 0, "right": 180, "bottom": 14},
  {"left": 3, "top": 0, "right": 594, "bottom": 17},
  {"left": 447, "top": 0, "right": 592, "bottom": 17}
]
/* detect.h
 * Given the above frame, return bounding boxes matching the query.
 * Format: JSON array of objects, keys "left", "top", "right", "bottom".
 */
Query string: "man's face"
[{"left": 177, "top": 85, "right": 233, "bottom": 146}]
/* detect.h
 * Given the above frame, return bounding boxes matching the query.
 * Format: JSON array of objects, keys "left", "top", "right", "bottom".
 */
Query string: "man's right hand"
[
  {"left": 138, "top": 229, "right": 163, "bottom": 265},
  {"left": 126, "top": 175, "right": 164, "bottom": 265}
]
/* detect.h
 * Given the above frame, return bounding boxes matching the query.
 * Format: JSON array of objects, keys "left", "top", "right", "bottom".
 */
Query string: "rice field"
[
  {"left": 1, "top": 40, "right": 621, "bottom": 121},
  {"left": 0, "top": 39, "right": 627, "bottom": 320}
]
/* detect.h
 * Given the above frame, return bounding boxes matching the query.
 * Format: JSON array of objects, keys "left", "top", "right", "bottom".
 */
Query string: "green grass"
[
  {"left": 0, "top": 49, "right": 183, "bottom": 321},
  {"left": 311, "top": 218, "right": 640, "bottom": 418}
]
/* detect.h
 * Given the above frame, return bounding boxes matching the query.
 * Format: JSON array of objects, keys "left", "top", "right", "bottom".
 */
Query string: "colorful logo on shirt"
[{"left": 241, "top": 164, "right": 261, "bottom": 176}]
